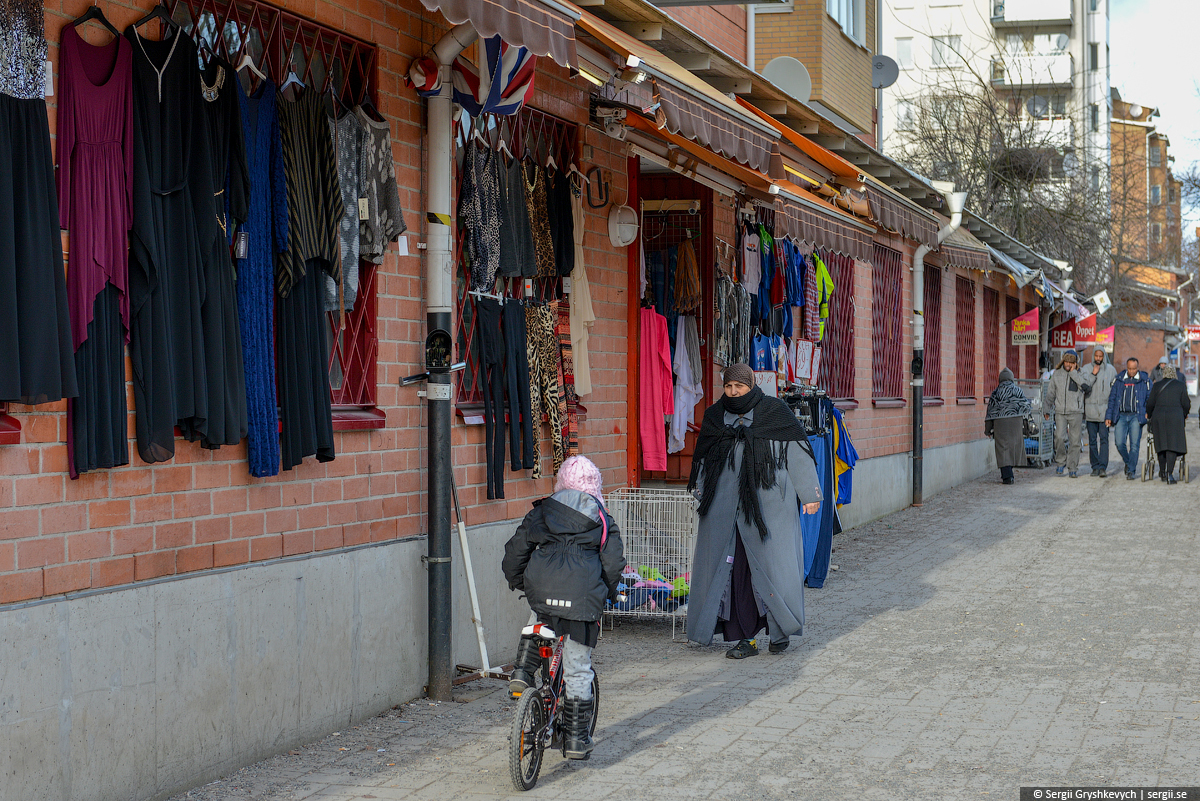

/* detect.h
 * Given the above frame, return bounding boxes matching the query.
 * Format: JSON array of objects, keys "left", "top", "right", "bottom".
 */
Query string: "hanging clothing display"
[
  {"left": 458, "top": 142, "right": 500, "bottom": 291},
  {"left": 1, "top": 0, "right": 78, "bottom": 406},
  {"left": 235, "top": 78, "right": 286, "bottom": 477},
  {"left": 638, "top": 306, "right": 673, "bottom": 472},
  {"left": 498, "top": 154, "right": 534, "bottom": 278},
  {"left": 553, "top": 298, "right": 578, "bottom": 462},
  {"left": 355, "top": 107, "right": 407, "bottom": 265},
  {"left": 567, "top": 176, "right": 595, "bottom": 396},
  {"left": 56, "top": 25, "right": 132, "bottom": 476},
  {"left": 814, "top": 252, "right": 835, "bottom": 342},
  {"left": 476, "top": 297, "right": 508, "bottom": 499},
  {"left": 524, "top": 161, "right": 555, "bottom": 278},
  {"left": 740, "top": 224, "right": 760, "bottom": 298},
  {"left": 126, "top": 25, "right": 218, "bottom": 463},
  {"left": 525, "top": 302, "right": 563, "bottom": 478},
  {"left": 326, "top": 109, "right": 367, "bottom": 313},
  {"left": 192, "top": 56, "right": 249, "bottom": 451},
  {"left": 668, "top": 315, "right": 703, "bottom": 454},
  {"left": 276, "top": 87, "right": 341, "bottom": 471},
  {"left": 503, "top": 300, "right": 534, "bottom": 470},
  {"left": 545, "top": 166, "right": 574, "bottom": 277},
  {"left": 802, "top": 250, "right": 820, "bottom": 341},
  {"left": 830, "top": 404, "right": 858, "bottom": 505},
  {"left": 673, "top": 238, "right": 701, "bottom": 314}
]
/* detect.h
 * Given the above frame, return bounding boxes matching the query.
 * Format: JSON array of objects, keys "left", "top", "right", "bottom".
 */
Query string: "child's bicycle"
[{"left": 507, "top": 621, "right": 600, "bottom": 791}]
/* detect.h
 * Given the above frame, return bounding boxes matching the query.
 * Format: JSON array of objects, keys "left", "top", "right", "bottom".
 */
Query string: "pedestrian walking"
[
  {"left": 1078, "top": 348, "right": 1117, "bottom": 476},
  {"left": 1044, "top": 352, "right": 1087, "bottom": 477},
  {"left": 685, "top": 363, "right": 821, "bottom": 660},
  {"left": 1104, "top": 358, "right": 1152, "bottom": 480},
  {"left": 1145, "top": 365, "right": 1191, "bottom": 484},
  {"left": 1151, "top": 361, "right": 1168, "bottom": 384},
  {"left": 984, "top": 367, "right": 1031, "bottom": 485}
]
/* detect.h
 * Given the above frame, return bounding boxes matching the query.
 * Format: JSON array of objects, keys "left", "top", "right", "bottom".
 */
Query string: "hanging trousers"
[
  {"left": 526, "top": 303, "right": 562, "bottom": 479},
  {"left": 476, "top": 298, "right": 507, "bottom": 499},
  {"left": 504, "top": 301, "right": 534, "bottom": 470}
]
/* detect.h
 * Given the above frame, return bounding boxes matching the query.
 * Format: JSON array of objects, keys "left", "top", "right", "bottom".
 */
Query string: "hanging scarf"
[
  {"left": 985, "top": 379, "right": 1031, "bottom": 421},
  {"left": 687, "top": 387, "right": 816, "bottom": 540},
  {"left": 674, "top": 238, "right": 702, "bottom": 314}
]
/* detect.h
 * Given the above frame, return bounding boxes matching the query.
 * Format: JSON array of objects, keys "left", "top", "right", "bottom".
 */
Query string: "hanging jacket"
[
  {"left": 503, "top": 489, "right": 627, "bottom": 622},
  {"left": 814, "top": 253, "right": 835, "bottom": 341}
]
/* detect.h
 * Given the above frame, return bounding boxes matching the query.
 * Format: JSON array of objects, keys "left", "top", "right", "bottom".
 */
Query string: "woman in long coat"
[
  {"left": 985, "top": 367, "right": 1031, "bottom": 485},
  {"left": 686, "top": 363, "right": 822, "bottom": 659},
  {"left": 1146, "top": 364, "right": 1190, "bottom": 483}
]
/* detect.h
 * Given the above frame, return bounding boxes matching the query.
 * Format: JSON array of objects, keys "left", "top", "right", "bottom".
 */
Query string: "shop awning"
[
  {"left": 864, "top": 181, "right": 939, "bottom": 249},
  {"left": 774, "top": 183, "right": 875, "bottom": 262},
  {"left": 735, "top": 98, "right": 864, "bottom": 183},
  {"left": 577, "top": 12, "right": 778, "bottom": 172},
  {"left": 986, "top": 244, "right": 1036, "bottom": 286},
  {"left": 625, "top": 113, "right": 775, "bottom": 194},
  {"left": 419, "top": 0, "right": 580, "bottom": 69}
]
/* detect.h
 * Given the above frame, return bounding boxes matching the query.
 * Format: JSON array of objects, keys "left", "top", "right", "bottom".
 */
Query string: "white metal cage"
[{"left": 604, "top": 487, "right": 697, "bottom": 639}]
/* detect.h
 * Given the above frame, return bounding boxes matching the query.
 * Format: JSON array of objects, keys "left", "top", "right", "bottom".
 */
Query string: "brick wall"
[
  {"left": 666, "top": 6, "right": 747, "bottom": 66},
  {"left": 1, "top": 0, "right": 634, "bottom": 605}
]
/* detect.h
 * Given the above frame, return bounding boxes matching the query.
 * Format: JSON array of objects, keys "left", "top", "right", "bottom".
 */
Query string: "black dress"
[
  {"left": 0, "top": 0, "right": 78, "bottom": 405},
  {"left": 276, "top": 87, "right": 340, "bottom": 471},
  {"left": 126, "top": 25, "right": 219, "bottom": 463}
]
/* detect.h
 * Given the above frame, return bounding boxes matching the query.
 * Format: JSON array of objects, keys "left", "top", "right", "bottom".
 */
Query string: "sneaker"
[
  {"left": 725, "top": 639, "right": 758, "bottom": 659},
  {"left": 1055, "top": 466, "right": 1065, "bottom": 475},
  {"left": 1069, "top": 471, "right": 1078, "bottom": 478},
  {"left": 1126, "top": 471, "right": 1136, "bottom": 480},
  {"left": 1091, "top": 468, "right": 1101, "bottom": 477},
  {"left": 768, "top": 639, "right": 790, "bottom": 654}
]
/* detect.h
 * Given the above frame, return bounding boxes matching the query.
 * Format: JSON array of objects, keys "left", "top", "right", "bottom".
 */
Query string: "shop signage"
[
  {"left": 1050, "top": 319, "right": 1075, "bottom": 350},
  {"left": 1095, "top": 325, "right": 1115, "bottom": 351},
  {"left": 1010, "top": 307, "right": 1039, "bottom": 345},
  {"left": 811, "top": 347, "right": 823, "bottom": 381},
  {"left": 1091, "top": 289, "right": 1112, "bottom": 316},
  {"left": 754, "top": 371, "right": 778, "bottom": 397},
  {"left": 1187, "top": 325, "right": 1200, "bottom": 342},
  {"left": 793, "top": 339, "right": 814, "bottom": 382},
  {"left": 1073, "top": 314, "right": 1097, "bottom": 345}
]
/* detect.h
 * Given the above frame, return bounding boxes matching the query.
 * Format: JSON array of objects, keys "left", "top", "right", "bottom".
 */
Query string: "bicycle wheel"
[
  {"left": 508, "top": 688, "right": 546, "bottom": 791},
  {"left": 588, "top": 675, "right": 600, "bottom": 737}
]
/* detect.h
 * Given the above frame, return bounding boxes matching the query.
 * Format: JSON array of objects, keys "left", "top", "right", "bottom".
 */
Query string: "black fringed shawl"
[{"left": 686, "top": 387, "right": 816, "bottom": 539}]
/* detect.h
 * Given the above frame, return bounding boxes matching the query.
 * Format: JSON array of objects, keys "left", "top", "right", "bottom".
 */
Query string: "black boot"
[
  {"left": 509, "top": 635, "right": 540, "bottom": 697},
  {"left": 561, "top": 696, "right": 595, "bottom": 759}
]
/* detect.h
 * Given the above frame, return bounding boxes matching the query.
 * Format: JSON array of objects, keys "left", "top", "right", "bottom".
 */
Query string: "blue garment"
[
  {"left": 784, "top": 240, "right": 804, "bottom": 308},
  {"left": 801, "top": 432, "right": 835, "bottom": 588},
  {"left": 749, "top": 333, "right": 773, "bottom": 372},
  {"left": 757, "top": 224, "right": 774, "bottom": 324},
  {"left": 831, "top": 405, "right": 859, "bottom": 504},
  {"left": 1113, "top": 413, "right": 1143, "bottom": 473},
  {"left": 236, "top": 80, "right": 288, "bottom": 477},
  {"left": 1105, "top": 369, "right": 1151, "bottom": 425},
  {"left": 1086, "top": 419, "right": 1110, "bottom": 471}
]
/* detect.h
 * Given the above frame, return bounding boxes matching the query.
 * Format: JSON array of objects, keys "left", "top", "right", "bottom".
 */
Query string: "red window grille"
[
  {"left": 871, "top": 244, "right": 904, "bottom": 399},
  {"left": 983, "top": 287, "right": 1000, "bottom": 384},
  {"left": 169, "top": 0, "right": 381, "bottom": 410},
  {"left": 1024, "top": 302, "right": 1039, "bottom": 378},
  {"left": 955, "top": 276, "right": 976, "bottom": 397},
  {"left": 816, "top": 249, "right": 855, "bottom": 400},
  {"left": 453, "top": 108, "right": 577, "bottom": 409},
  {"left": 923, "top": 264, "right": 943, "bottom": 398},
  {"left": 1005, "top": 295, "right": 1021, "bottom": 376}
]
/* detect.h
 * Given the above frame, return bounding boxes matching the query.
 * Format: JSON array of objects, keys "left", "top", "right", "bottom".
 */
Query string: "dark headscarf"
[{"left": 686, "top": 386, "right": 815, "bottom": 540}]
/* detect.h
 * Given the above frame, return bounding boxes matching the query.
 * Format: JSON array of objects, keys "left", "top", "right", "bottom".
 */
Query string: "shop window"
[
  {"left": 817, "top": 250, "right": 856, "bottom": 401},
  {"left": 983, "top": 287, "right": 1000, "bottom": 383},
  {"left": 1006, "top": 295, "right": 1021, "bottom": 378},
  {"left": 923, "top": 264, "right": 943, "bottom": 399},
  {"left": 871, "top": 244, "right": 904, "bottom": 400},
  {"left": 955, "top": 276, "right": 976, "bottom": 398},
  {"left": 171, "top": 0, "right": 382, "bottom": 419}
]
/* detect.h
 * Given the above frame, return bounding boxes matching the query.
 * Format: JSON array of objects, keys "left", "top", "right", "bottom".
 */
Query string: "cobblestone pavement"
[{"left": 173, "top": 431, "right": 1200, "bottom": 801}]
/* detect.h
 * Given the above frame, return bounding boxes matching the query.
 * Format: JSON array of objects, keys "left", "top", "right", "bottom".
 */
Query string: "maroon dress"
[{"left": 56, "top": 25, "right": 134, "bottom": 477}]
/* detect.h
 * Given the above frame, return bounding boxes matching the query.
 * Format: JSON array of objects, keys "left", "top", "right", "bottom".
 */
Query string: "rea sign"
[{"left": 1188, "top": 325, "right": 1200, "bottom": 342}]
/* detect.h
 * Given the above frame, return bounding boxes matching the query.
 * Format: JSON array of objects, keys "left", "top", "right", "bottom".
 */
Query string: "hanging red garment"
[{"left": 639, "top": 306, "right": 674, "bottom": 472}]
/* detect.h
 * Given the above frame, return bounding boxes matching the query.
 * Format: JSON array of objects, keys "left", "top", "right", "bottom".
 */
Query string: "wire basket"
[{"left": 604, "top": 487, "right": 698, "bottom": 640}]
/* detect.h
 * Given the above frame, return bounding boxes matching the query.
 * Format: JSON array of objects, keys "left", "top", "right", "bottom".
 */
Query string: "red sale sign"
[
  {"left": 1010, "top": 307, "right": 1039, "bottom": 345},
  {"left": 1073, "top": 314, "right": 1097, "bottom": 345},
  {"left": 1050, "top": 319, "right": 1075, "bottom": 349}
]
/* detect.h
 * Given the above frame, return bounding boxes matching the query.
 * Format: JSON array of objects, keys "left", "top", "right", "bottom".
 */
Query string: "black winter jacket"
[{"left": 502, "top": 489, "right": 627, "bottom": 623}]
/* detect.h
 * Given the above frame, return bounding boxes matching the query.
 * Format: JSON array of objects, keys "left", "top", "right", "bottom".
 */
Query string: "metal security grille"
[
  {"left": 871, "top": 244, "right": 904, "bottom": 399},
  {"left": 955, "top": 276, "right": 976, "bottom": 397},
  {"left": 924, "top": 264, "right": 943, "bottom": 398},
  {"left": 1006, "top": 295, "right": 1021, "bottom": 375},
  {"left": 983, "top": 287, "right": 1000, "bottom": 383},
  {"left": 169, "top": 0, "right": 380, "bottom": 407},
  {"left": 817, "top": 249, "right": 855, "bottom": 400}
]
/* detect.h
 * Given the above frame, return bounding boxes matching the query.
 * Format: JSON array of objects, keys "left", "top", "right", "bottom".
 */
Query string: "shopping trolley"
[{"left": 1141, "top": 431, "right": 1190, "bottom": 483}]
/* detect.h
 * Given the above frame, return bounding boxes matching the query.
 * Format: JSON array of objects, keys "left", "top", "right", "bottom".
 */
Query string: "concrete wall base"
[{"left": 0, "top": 521, "right": 527, "bottom": 801}]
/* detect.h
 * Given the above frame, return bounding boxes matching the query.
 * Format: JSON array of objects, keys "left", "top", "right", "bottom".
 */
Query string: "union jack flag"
[{"left": 451, "top": 36, "right": 537, "bottom": 117}]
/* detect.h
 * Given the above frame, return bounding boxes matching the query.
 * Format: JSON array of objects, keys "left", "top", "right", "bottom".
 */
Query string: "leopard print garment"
[
  {"left": 525, "top": 303, "right": 562, "bottom": 479},
  {"left": 523, "top": 162, "right": 556, "bottom": 278}
]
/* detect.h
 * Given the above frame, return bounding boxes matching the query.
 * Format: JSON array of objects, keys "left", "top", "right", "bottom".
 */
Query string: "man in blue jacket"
[{"left": 1105, "top": 357, "right": 1152, "bottom": 479}]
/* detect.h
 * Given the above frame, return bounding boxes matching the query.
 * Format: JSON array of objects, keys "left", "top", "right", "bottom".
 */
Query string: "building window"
[
  {"left": 1090, "top": 104, "right": 1099, "bottom": 132},
  {"left": 816, "top": 250, "right": 856, "bottom": 400},
  {"left": 1152, "top": 223, "right": 1162, "bottom": 243},
  {"left": 827, "top": 0, "right": 864, "bottom": 43},
  {"left": 932, "top": 35, "right": 962, "bottom": 68},
  {"left": 1089, "top": 0, "right": 1100, "bottom": 10},
  {"left": 983, "top": 287, "right": 1000, "bottom": 384},
  {"left": 955, "top": 276, "right": 976, "bottom": 398},
  {"left": 1151, "top": 184, "right": 1162, "bottom": 205},
  {"left": 896, "top": 100, "right": 916, "bottom": 131},
  {"left": 1169, "top": 184, "right": 1178, "bottom": 203},
  {"left": 1150, "top": 145, "right": 1162, "bottom": 167},
  {"left": 871, "top": 244, "right": 905, "bottom": 400},
  {"left": 896, "top": 37, "right": 914, "bottom": 69},
  {"left": 1089, "top": 43, "right": 1099, "bottom": 71},
  {"left": 1091, "top": 165, "right": 1101, "bottom": 193},
  {"left": 924, "top": 265, "right": 943, "bottom": 398}
]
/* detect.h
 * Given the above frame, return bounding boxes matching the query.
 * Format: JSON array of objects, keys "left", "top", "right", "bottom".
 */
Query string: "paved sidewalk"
[{"left": 173, "top": 434, "right": 1200, "bottom": 801}]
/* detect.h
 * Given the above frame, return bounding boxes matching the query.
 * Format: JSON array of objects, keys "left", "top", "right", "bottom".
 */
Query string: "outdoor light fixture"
[{"left": 619, "top": 67, "right": 647, "bottom": 84}]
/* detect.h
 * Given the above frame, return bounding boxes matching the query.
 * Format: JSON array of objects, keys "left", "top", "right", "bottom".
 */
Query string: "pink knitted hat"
[{"left": 554, "top": 455, "right": 604, "bottom": 502}]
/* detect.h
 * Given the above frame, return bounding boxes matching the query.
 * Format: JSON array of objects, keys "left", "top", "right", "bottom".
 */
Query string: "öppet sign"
[
  {"left": 1051, "top": 314, "right": 1098, "bottom": 350},
  {"left": 1011, "top": 307, "right": 1039, "bottom": 345}
]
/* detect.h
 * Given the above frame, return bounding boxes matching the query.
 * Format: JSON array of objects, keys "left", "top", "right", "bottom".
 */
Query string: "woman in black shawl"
[
  {"left": 1146, "top": 364, "right": 1190, "bottom": 483},
  {"left": 985, "top": 367, "right": 1031, "bottom": 484},
  {"left": 685, "top": 364, "right": 822, "bottom": 659}
]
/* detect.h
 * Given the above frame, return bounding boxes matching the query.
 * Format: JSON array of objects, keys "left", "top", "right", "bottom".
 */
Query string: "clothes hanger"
[
  {"left": 236, "top": 51, "right": 267, "bottom": 83},
  {"left": 71, "top": 1, "right": 120, "bottom": 39},
  {"left": 131, "top": 2, "right": 180, "bottom": 37},
  {"left": 567, "top": 162, "right": 589, "bottom": 184},
  {"left": 357, "top": 92, "right": 384, "bottom": 122},
  {"left": 496, "top": 118, "right": 514, "bottom": 161},
  {"left": 280, "top": 65, "right": 306, "bottom": 95}
]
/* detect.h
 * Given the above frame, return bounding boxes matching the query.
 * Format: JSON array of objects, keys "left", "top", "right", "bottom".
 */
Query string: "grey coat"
[
  {"left": 1078, "top": 361, "right": 1117, "bottom": 422},
  {"left": 686, "top": 409, "right": 823, "bottom": 646},
  {"left": 1045, "top": 367, "right": 1087, "bottom": 416}
]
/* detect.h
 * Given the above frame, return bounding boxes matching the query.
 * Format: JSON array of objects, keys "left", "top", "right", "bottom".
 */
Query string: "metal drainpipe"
[
  {"left": 424, "top": 23, "right": 477, "bottom": 702},
  {"left": 746, "top": 4, "right": 755, "bottom": 71},
  {"left": 911, "top": 187, "right": 967, "bottom": 507}
]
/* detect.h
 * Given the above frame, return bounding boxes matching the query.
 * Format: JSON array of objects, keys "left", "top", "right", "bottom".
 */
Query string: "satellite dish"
[
  {"left": 1129, "top": 104, "right": 1143, "bottom": 118},
  {"left": 763, "top": 56, "right": 812, "bottom": 103},
  {"left": 1055, "top": 33, "right": 1069, "bottom": 51},
  {"left": 872, "top": 55, "right": 900, "bottom": 89},
  {"left": 1026, "top": 95, "right": 1049, "bottom": 118}
]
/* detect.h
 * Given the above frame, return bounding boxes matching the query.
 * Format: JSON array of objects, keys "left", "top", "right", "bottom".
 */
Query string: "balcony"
[
  {"left": 991, "top": 53, "right": 1074, "bottom": 88},
  {"left": 991, "top": 0, "right": 1073, "bottom": 26},
  {"left": 1032, "top": 117, "right": 1075, "bottom": 148}
]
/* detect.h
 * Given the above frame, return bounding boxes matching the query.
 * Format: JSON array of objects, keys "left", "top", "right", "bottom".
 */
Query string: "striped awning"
[
  {"left": 864, "top": 183, "right": 939, "bottom": 248},
  {"left": 419, "top": 0, "right": 580, "bottom": 69},
  {"left": 774, "top": 188, "right": 874, "bottom": 262}
]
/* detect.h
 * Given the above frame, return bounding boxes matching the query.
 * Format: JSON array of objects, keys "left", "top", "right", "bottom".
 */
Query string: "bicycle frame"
[{"left": 524, "top": 623, "right": 566, "bottom": 750}]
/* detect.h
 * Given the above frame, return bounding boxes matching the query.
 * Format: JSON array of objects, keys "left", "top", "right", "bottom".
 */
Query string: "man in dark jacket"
[
  {"left": 502, "top": 456, "right": 626, "bottom": 759},
  {"left": 1105, "top": 357, "right": 1152, "bottom": 479}
]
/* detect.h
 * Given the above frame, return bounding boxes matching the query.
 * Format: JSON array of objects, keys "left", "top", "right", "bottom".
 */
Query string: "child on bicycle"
[{"left": 502, "top": 455, "right": 626, "bottom": 759}]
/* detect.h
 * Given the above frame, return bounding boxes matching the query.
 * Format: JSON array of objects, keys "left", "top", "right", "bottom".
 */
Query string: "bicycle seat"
[{"left": 521, "top": 623, "right": 558, "bottom": 641}]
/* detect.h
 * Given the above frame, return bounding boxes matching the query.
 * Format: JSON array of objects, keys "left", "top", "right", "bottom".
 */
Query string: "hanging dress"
[
  {"left": 235, "top": 78, "right": 286, "bottom": 477},
  {"left": 355, "top": 106, "right": 408, "bottom": 265},
  {"left": 126, "top": 25, "right": 219, "bottom": 463},
  {"left": 56, "top": 25, "right": 132, "bottom": 477},
  {"left": 325, "top": 109, "right": 366, "bottom": 314},
  {"left": 276, "top": 87, "right": 341, "bottom": 471},
  {"left": 0, "top": 0, "right": 78, "bottom": 405},
  {"left": 192, "top": 57, "right": 249, "bottom": 450}
]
